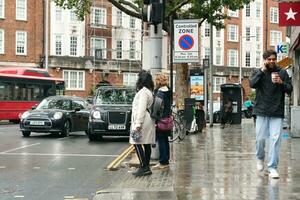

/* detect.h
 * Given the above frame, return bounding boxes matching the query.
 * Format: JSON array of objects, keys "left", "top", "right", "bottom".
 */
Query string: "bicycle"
[{"left": 168, "top": 106, "right": 187, "bottom": 142}]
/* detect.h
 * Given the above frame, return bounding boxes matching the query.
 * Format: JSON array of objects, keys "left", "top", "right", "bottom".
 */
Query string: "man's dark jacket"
[{"left": 249, "top": 66, "right": 293, "bottom": 118}]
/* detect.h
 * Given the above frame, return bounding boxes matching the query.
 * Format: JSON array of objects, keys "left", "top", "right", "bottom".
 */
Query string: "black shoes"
[{"left": 132, "top": 166, "right": 152, "bottom": 177}]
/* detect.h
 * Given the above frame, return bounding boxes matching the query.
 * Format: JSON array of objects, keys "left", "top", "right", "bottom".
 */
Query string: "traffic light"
[{"left": 150, "top": 2, "right": 163, "bottom": 25}]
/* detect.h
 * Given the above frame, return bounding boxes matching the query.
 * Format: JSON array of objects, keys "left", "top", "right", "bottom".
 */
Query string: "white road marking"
[
  {"left": 0, "top": 166, "right": 6, "bottom": 169},
  {"left": 33, "top": 167, "right": 40, "bottom": 169},
  {"left": 68, "top": 168, "right": 76, "bottom": 170},
  {"left": 2, "top": 152, "right": 118, "bottom": 157},
  {"left": 0, "top": 143, "right": 40, "bottom": 154},
  {"left": 64, "top": 196, "right": 75, "bottom": 199},
  {"left": 13, "top": 195, "right": 24, "bottom": 198}
]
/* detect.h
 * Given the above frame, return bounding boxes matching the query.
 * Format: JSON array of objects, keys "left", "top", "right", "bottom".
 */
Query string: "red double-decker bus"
[{"left": 0, "top": 67, "right": 64, "bottom": 123}]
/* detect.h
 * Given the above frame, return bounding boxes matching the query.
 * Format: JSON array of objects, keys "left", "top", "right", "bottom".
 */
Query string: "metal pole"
[
  {"left": 239, "top": 35, "right": 242, "bottom": 84},
  {"left": 169, "top": 15, "right": 174, "bottom": 104},
  {"left": 209, "top": 12, "right": 214, "bottom": 127},
  {"left": 204, "top": 68, "right": 208, "bottom": 120},
  {"left": 44, "top": 0, "right": 49, "bottom": 70}
]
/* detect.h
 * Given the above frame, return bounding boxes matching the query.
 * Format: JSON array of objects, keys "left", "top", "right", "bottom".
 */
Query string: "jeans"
[
  {"left": 255, "top": 116, "right": 283, "bottom": 169},
  {"left": 157, "top": 132, "right": 170, "bottom": 165},
  {"left": 134, "top": 144, "right": 151, "bottom": 167}
]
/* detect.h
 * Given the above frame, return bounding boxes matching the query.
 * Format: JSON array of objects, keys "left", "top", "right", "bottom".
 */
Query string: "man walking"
[{"left": 249, "top": 50, "right": 292, "bottom": 178}]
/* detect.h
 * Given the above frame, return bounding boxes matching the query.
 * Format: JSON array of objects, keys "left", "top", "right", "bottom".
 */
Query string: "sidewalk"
[{"left": 93, "top": 119, "right": 300, "bottom": 200}]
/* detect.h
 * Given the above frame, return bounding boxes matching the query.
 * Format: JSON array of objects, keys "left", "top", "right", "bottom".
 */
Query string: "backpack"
[{"left": 149, "top": 91, "right": 164, "bottom": 121}]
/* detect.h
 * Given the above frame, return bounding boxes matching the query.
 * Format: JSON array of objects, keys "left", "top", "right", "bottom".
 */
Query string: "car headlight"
[
  {"left": 92, "top": 111, "right": 101, "bottom": 119},
  {"left": 53, "top": 112, "right": 63, "bottom": 120},
  {"left": 21, "top": 111, "right": 30, "bottom": 119}
]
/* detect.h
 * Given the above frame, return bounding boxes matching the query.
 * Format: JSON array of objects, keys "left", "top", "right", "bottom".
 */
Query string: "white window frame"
[
  {"left": 245, "top": 27, "right": 251, "bottom": 41},
  {"left": 213, "top": 77, "right": 226, "bottom": 93},
  {"left": 256, "top": 51, "right": 261, "bottom": 68},
  {"left": 270, "top": 30, "right": 282, "bottom": 47},
  {"left": 91, "top": 7, "right": 106, "bottom": 27},
  {"left": 256, "top": 2, "right": 261, "bottom": 18},
  {"left": 70, "top": 36, "right": 78, "bottom": 56},
  {"left": 70, "top": 10, "right": 77, "bottom": 21},
  {"left": 256, "top": 27, "right": 261, "bottom": 42},
  {"left": 216, "top": 29, "right": 221, "bottom": 37},
  {"left": 116, "top": 10, "right": 122, "bottom": 27},
  {"left": 228, "top": 49, "right": 238, "bottom": 67},
  {"left": 245, "top": 51, "right": 251, "bottom": 67},
  {"left": 204, "top": 22, "right": 210, "bottom": 37},
  {"left": 123, "top": 73, "right": 138, "bottom": 86},
  {"left": 0, "top": 0, "right": 4, "bottom": 19},
  {"left": 55, "top": 35, "right": 62, "bottom": 55},
  {"left": 129, "top": 17, "right": 135, "bottom": 29},
  {"left": 116, "top": 40, "right": 122, "bottom": 59},
  {"left": 270, "top": 7, "right": 278, "bottom": 24},
  {"left": 16, "top": 31, "right": 27, "bottom": 55},
  {"left": 90, "top": 37, "right": 106, "bottom": 59},
  {"left": 245, "top": 4, "right": 250, "bottom": 17},
  {"left": 228, "top": 9, "right": 238, "bottom": 18},
  {"left": 204, "top": 47, "right": 210, "bottom": 60},
  {"left": 55, "top": 6, "right": 62, "bottom": 21},
  {"left": 227, "top": 24, "right": 238, "bottom": 42},
  {"left": 216, "top": 47, "right": 222, "bottom": 65},
  {"left": 16, "top": 0, "right": 27, "bottom": 21},
  {"left": 63, "top": 70, "right": 85, "bottom": 90},
  {"left": 129, "top": 41, "right": 136, "bottom": 60},
  {"left": 0, "top": 29, "right": 4, "bottom": 54}
]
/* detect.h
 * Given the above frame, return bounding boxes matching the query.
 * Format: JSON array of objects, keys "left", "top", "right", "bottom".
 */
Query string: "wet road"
[{"left": 0, "top": 123, "right": 129, "bottom": 200}]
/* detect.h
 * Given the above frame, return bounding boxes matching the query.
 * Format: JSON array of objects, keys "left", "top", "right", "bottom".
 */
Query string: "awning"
[{"left": 290, "top": 33, "right": 300, "bottom": 51}]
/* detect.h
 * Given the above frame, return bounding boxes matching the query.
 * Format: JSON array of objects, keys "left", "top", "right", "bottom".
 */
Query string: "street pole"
[
  {"left": 149, "top": 24, "right": 163, "bottom": 75},
  {"left": 44, "top": 0, "right": 49, "bottom": 70},
  {"left": 209, "top": 21, "right": 214, "bottom": 127},
  {"left": 169, "top": 15, "right": 174, "bottom": 104},
  {"left": 239, "top": 35, "right": 242, "bottom": 84}
]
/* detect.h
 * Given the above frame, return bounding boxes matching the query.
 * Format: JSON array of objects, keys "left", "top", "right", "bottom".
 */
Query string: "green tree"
[{"left": 54, "top": 0, "right": 253, "bottom": 106}]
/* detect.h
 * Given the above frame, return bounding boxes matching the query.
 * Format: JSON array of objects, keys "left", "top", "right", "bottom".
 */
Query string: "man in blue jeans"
[{"left": 249, "top": 50, "right": 292, "bottom": 178}]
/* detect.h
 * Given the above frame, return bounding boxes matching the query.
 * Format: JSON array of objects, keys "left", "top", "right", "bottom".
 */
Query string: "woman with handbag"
[
  {"left": 130, "top": 70, "right": 156, "bottom": 177},
  {"left": 152, "top": 73, "right": 173, "bottom": 170}
]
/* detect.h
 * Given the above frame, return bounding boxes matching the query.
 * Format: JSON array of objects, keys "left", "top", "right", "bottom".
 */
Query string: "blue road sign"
[{"left": 178, "top": 34, "right": 194, "bottom": 50}]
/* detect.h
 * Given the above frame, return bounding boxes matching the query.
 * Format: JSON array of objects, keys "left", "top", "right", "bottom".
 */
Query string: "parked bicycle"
[{"left": 169, "top": 106, "right": 187, "bottom": 142}]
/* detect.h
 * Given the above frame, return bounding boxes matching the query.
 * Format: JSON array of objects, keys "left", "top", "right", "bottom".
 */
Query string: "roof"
[{"left": 45, "top": 95, "right": 85, "bottom": 101}]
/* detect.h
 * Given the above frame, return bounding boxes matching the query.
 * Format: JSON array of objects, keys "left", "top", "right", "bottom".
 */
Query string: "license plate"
[
  {"left": 108, "top": 125, "right": 126, "bottom": 130},
  {"left": 30, "top": 121, "right": 45, "bottom": 125}
]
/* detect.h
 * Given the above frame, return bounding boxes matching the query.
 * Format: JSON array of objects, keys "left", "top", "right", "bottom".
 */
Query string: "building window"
[
  {"left": 55, "top": 35, "right": 62, "bottom": 55},
  {"left": 228, "top": 9, "right": 238, "bottom": 17},
  {"left": 0, "top": 29, "right": 4, "bottom": 54},
  {"left": 213, "top": 77, "right": 226, "bottom": 93},
  {"left": 245, "top": 4, "right": 250, "bottom": 17},
  {"left": 116, "top": 10, "right": 122, "bottom": 27},
  {"left": 91, "top": 7, "right": 106, "bottom": 27},
  {"left": 55, "top": 7, "right": 62, "bottom": 21},
  {"left": 116, "top": 40, "right": 122, "bottom": 59},
  {"left": 270, "top": 31, "right": 282, "bottom": 46},
  {"left": 256, "top": 51, "right": 261, "bottom": 68},
  {"left": 70, "top": 36, "right": 77, "bottom": 56},
  {"left": 129, "top": 17, "right": 135, "bottom": 29},
  {"left": 16, "top": 31, "right": 27, "bottom": 55},
  {"left": 70, "top": 10, "right": 77, "bottom": 21},
  {"left": 245, "top": 51, "right": 251, "bottom": 67},
  {"left": 204, "top": 21, "right": 210, "bottom": 37},
  {"left": 270, "top": 7, "right": 278, "bottom": 24},
  {"left": 63, "top": 70, "right": 85, "bottom": 90},
  {"left": 227, "top": 24, "right": 238, "bottom": 42},
  {"left": 245, "top": 27, "right": 251, "bottom": 41},
  {"left": 228, "top": 49, "right": 238, "bottom": 67},
  {"left": 123, "top": 73, "right": 138, "bottom": 86},
  {"left": 16, "top": 0, "right": 27, "bottom": 20},
  {"left": 256, "top": 27, "right": 261, "bottom": 42},
  {"left": 256, "top": 2, "right": 261, "bottom": 18},
  {"left": 216, "top": 29, "right": 221, "bottom": 37},
  {"left": 216, "top": 47, "right": 221, "bottom": 65},
  {"left": 204, "top": 48, "right": 210, "bottom": 60},
  {"left": 90, "top": 37, "right": 106, "bottom": 59},
  {"left": 0, "top": 0, "right": 4, "bottom": 18},
  {"left": 130, "top": 41, "right": 136, "bottom": 59}
]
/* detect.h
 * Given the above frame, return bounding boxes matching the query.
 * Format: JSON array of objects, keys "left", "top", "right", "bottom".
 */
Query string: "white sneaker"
[
  {"left": 269, "top": 168, "right": 279, "bottom": 179},
  {"left": 257, "top": 159, "right": 264, "bottom": 171}
]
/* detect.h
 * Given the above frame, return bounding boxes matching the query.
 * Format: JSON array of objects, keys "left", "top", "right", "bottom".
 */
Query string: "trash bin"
[
  {"left": 221, "top": 84, "right": 242, "bottom": 124},
  {"left": 195, "top": 108, "right": 205, "bottom": 132}
]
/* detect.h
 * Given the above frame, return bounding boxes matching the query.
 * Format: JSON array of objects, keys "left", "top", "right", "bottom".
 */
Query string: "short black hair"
[
  {"left": 136, "top": 70, "right": 154, "bottom": 91},
  {"left": 263, "top": 50, "right": 277, "bottom": 60}
]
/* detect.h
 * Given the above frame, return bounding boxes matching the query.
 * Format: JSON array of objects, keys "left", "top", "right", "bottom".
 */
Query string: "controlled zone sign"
[{"left": 173, "top": 19, "right": 199, "bottom": 63}]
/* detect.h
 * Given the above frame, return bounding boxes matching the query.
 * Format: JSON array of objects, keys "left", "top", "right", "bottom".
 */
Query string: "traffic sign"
[{"left": 173, "top": 19, "right": 199, "bottom": 63}]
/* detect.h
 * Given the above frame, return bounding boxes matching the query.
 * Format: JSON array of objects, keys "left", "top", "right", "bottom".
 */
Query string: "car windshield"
[
  {"left": 36, "top": 99, "right": 70, "bottom": 110},
  {"left": 94, "top": 88, "right": 135, "bottom": 105}
]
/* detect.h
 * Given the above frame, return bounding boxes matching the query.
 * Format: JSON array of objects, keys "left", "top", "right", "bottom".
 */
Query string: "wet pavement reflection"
[{"left": 94, "top": 119, "right": 300, "bottom": 200}]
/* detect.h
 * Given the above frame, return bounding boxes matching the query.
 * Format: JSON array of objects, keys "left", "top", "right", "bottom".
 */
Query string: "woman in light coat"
[{"left": 130, "top": 70, "right": 155, "bottom": 177}]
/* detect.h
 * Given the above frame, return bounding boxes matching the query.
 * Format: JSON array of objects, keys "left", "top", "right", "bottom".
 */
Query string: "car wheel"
[
  {"left": 22, "top": 131, "right": 31, "bottom": 137},
  {"left": 61, "top": 120, "right": 70, "bottom": 137}
]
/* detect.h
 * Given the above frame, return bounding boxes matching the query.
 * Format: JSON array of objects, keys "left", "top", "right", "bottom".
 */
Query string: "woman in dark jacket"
[{"left": 152, "top": 73, "right": 172, "bottom": 169}]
